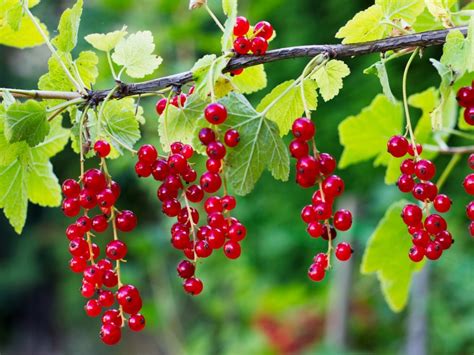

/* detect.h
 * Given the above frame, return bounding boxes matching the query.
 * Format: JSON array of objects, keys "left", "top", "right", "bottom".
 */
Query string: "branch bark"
[{"left": 1, "top": 26, "right": 467, "bottom": 102}]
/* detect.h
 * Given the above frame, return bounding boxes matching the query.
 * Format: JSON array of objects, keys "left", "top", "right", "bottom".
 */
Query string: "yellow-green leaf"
[
  {"left": 0, "top": 14, "right": 48, "bottom": 48},
  {"left": 361, "top": 200, "right": 425, "bottom": 312},
  {"left": 335, "top": 5, "right": 385, "bottom": 44},
  {"left": 5, "top": 100, "right": 49, "bottom": 146},
  {"left": 310, "top": 60, "right": 350, "bottom": 101},
  {"left": 231, "top": 65, "right": 267, "bottom": 94},
  {"left": 51, "top": 0, "right": 83, "bottom": 53},
  {"left": 76, "top": 51, "right": 99, "bottom": 89},
  {"left": 0, "top": 159, "right": 27, "bottom": 234},
  {"left": 84, "top": 26, "right": 128, "bottom": 52},
  {"left": 377, "top": 0, "right": 425, "bottom": 24}
]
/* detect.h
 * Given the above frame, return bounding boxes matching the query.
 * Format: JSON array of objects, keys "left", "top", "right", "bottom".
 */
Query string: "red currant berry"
[
  {"left": 177, "top": 260, "right": 195, "bottom": 278},
  {"left": 408, "top": 245, "right": 425, "bottom": 262},
  {"left": 224, "top": 129, "right": 240, "bottom": 147},
  {"left": 223, "top": 240, "right": 241, "bottom": 259},
  {"left": 308, "top": 263, "right": 325, "bottom": 281},
  {"left": 66, "top": 224, "right": 83, "bottom": 240},
  {"left": 387, "top": 135, "right": 408, "bottom": 157},
  {"left": 335, "top": 242, "right": 353, "bottom": 261},
  {"left": 301, "top": 205, "right": 316, "bottom": 223},
  {"left": 186, "top": 185, "right": 204, "bottom": 203},
  {"left": 138, "top": 144, "right": 158, "bottom": 165},
  {"left": 170, "top": 94, "right": 187, "bottom": 108},
  {"left": 91, "top": 215, "right": 108, "bottom": 233},
  {"left": 69, "top": 256, "right": 87, "bottom": 273},
  {"left": 466, "top": 201, "right": 474, "bottom": 219},
  {"left": 251, "top": 36, "right": 268, "bottom": 55},
  {"left": 435, "top": 230, "right": 453, "bottom": 250},
  {"left": 463, "top": 173, "right": 474, "bottom": 195},
  {"left": 106, "top": 240, "right": 128, "bottom": 260},
  {"left": 155, "top": 98, "right": 168, "bottom": 115},
  {"left": 221, "top": 195, "right": 237, "bottom": 210},
  {"left": 69, "top": 237, "right": 89, "bottom": 257},
  {"left": 319, "top": 153, "right": 336, "bottom": 176},
  {"left": 128, "top": 314, "right": 146, "bottom": 332},
  {"left": 433, "top": 194, "right": 451, "bottom": 213},
  {"left": 289, "top": 139, "right": 309, "bottom": 159},
  {"left": 206, "top": 141, "right": 227, "bottom": 159},
  {"left": 400, "top": 159, "right": 415, "bottom": 175},
  {"left": 100, "top": 323, "right": 122, "bottom": 345},
  {"left": 254, "top": 21, "right": 274, "bottom": 40},
  {"left": 469, "top": 154, "right": 474, "bottom": 170},
  {"left": 313, "top": 253, "right": 328, "bottom": 269},
  {"left": 183, "top": 277, "right": 204, "bottom": 295},
  {"left": 424, "top": 214, "right": 447, "bottom": 234},
  {"left": 464, "top": 106, "right": 474, "bottom": 125},
  {"left": 228, "top": 223, "right": 247, "bottom": 241},
  {"left": 195, "top": 240, "right": 212, "bottom": 258},
  {"left": 98, "top": 290, "right": 115, "bottom": 307},
  {"left": 204, "top": 103, "right": 227, "bottom": 125},
  {"left": 83, "top": 169, "right": 107, "bottom": 193},
  {"left": 204, "top": 196, "right": 223, "bottom": 213},
  {"left": 94, "top": 140, "right": 111, "bottom": 158},
  {"left": 412, "top": 230, "right": 430, "bottom": 248},
  {"left": 233, "top": 36, "right": 251, "bottom": 55},
  {"left": 62, "top": 197, "right": 81, "bottom": 217},
  {"left": 233, "top": 16, "right": 250, "bottom": 36},
  {"left": 333, "top": 209, "right": 352, "bottom": 231},
  {"left": 407, "top": 143, "right": 423, "bottom": 157},
  {"left": 207, "top": 228, "right": 225, "bottom": 249},
  {"left": 292, "top": 118, "right": 315, "bottom": 141},
  {"left": 62, "top": 179, "right": 80, "bottom": 198},
  {"left": 425, "top": 241, "right": 442, "bottom": 260},
  {"left": 414, "top": 159, "right": 436, "bottom": 181},
  {"left": 85, "top": 299, "right": 102, "bottom": 317},
  {"left": 313, "top": 202, "right": 332, "bottom": 220},
  {"left": 116, "top": 210, "right": 137, "bottom": 232},
  {"left": 456, "top": 86, "right": 474, "bottom": 107},
  {"left": 102, "top": 270, "right": 118, "bottom": 288},
  {"left": 96, "top": 188, "right": 116, "bottom": 208},
  {"left": 206, "top": 158, "right": 222, "bottom": 173},
  {"left": 230, "top": 68, "right": 244, "bottom": 76},
  {"left": 307, "top": 221, "right": 324, "bottom": 238},
  {"left": 401, "top": 204, "right": 422, "bottom": 226},
  {"left": 102, "top": 309, "right": 122, "bottom": 327},
  {"left": 200, "top": 172, "right": 222, "bottom": 193},
  {"left": 198, "top": 128, "right": 216, "bottom": 145},
  {"left": 117, "top": 285, "right": 142, "bottom": 314},
  {"left": 322, "top": 175, "right": 344, "bottom": 198},
  {"left": 397, "top": 174, "right": 415, "bottom": 193}
]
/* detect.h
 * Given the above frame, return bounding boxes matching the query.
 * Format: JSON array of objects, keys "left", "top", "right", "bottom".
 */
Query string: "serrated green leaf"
[
  {"left": 84, "top": 26, "right": 128, "bottom": 52},
  {"left": 76, "top": 51, "right": 98, "bottom": 89},
  {"left": 311, "top": 60, "right": 350, "bottom": 101},
  {"left": 0, "top": 159, "right": 27, "bottom": 233},
  {"left": 364, "top": 59, "right": 397, "bottom": 103},
  {"left": 33, "top": 119, "right": 69, "bottom": 158},
  {"left": 424, "top": 0, "right": 455, "bottom": 27},
  {"left": 230, "top": 65, "right": 267, "bottom": 94},
  {"left": 335, "top": 5, "right": 385, "bottom": 44},
  {"left": 339, "top": 95, "right": 403, "bottom": 168},
  {"left": 256, "top": 79, "right": 317, "bottom": 136},
  {"left": 38, "top": 53, "right": 74, "bottom": 93},
  {"left": 0, "top": 13, "right": 48, "bottom": 48},
  {"left": 158, "top": 94, "right": 207, "bottom": 151},
  {"left": 361, "top": 200, "right": 425, "bottom": 312},
  {"left": 192, "top": 54, "right": 230, "bottom": 100},
  {"left": 5, "top": 2, "right": 22, "bottom": 31},
  {"left": 221, "top": 0, "right": 237, "bottom": 50},
  {"left": 25, "top": 149, "right": 61, "bottom": 207},
  {"left": 377, "top": 0, "right": 425, "bottom": 24},
  {"left": 222, "top": 0, "right": 237, "bottom": 16},
  {"left": 112, "top": 31, "right": 163, "bottom": 78},
  {"left": 5, "top": 100, "right": 49, "bottom": 146},
  {"left": 220, "top": 93, "right": 289, "bottom": 195},
  {"left": 51, "top": 0, "right": 83, "bottom": 52}
]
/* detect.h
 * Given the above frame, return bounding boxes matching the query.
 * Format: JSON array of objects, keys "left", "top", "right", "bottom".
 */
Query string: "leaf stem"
[
  {"left": 436, "top": 153, "right": 462, "bottom": 190},
  {"left": 107, "top": 51, "right": 118, "bottom": 80},
  {"left": 402, "top": 48, "right": 419, "bottom": 158},
  {"left": 205, "top": 4, "right": 225, "bottom": 32}
]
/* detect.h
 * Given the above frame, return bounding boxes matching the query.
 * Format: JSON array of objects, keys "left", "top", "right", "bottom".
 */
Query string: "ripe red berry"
[
  {"left": 228, "top": 222, "right": 247, "bottom": 241},
  {"left": 289, "top": 139, "right": 309, "bottom": 158},
  {"left": 200, "top": 172, "right": 222, "bottom": 193},
  {"left": 233, "top": 16, "right": 250, "bottom": 36},
  {"left": 62, "top": 179, "right": 80, "bottom": 198},
  {"left": 170, "top": 94, "right": 187, "bottom": 108},
  {"left": 100, "top": 323, "right": 122, "bottom": 345},
  {"left": 85, "top": 299, "right": 102, "bottom": 317},
  {"left": 177, "top": 260, "right": 195, "bottom": 278},
  {"left": 98, "top": 290, "right": 115, "bottom": 307},
  {"left": 425, "top": 241, "right": 442, "bottom": 260},
  {"left": 400, "top": 159, "right": 415, "bottom": 175},
  {"left": 224, "top": 129, "right": 240, "bottom": 147},
  {"left": 407, "top": 143, "right": 423, "bottom": 157},
  {"left": 319, "top": 153, "right": 336, "bottom": 176},
  {"left": 96, "top": 188, "right": 116, "bottom": 208},
  {"left": 102, "top": 270, "right": 118, "bottom": 288},
  {"left": 313, "top": 253, "right": 328, "bottom": 269},
  {"left": 106, "top": 240, "right": 128, "bottom": 260},
  {"left": 66, "top": 224, "right": 83, "bottom": 240},
  {"left": 185, "top": 185, "right": 204, "bottom": 203},
  {"left": 301, "top": 205, "right": 316, "bottom": 223},
  {"left": 464, "top": 173, "right": 474, "bottom": 195},
  {"left": 223, "top": 240, "right": 241, "bottom": 259},
  {"left": 168, "top": 153, "right": 188, "bottom": 174},
  {"left": 183, "top": 277, "right": 203, "bottom": 295},
  {"left": 91, "top": 215, "right": 108, "bottom": 232},
  {"left": 456, "top": 86, "right": 474, "bottom": 107},
  {"left": 62, "top": 197, "right": 81, "bottom": 217},
  {"left": 198, "top": 128, "right": 216, "bottom": 145},
  {"left": 333, "top": 209, "right": 352, "bottom": 231},
  {"left": 102, "top": 309, "right": 122, "bottom": 327},
  {"left": 83, "top": 169, "right": 107, "bottom": 193},
  {"left": 69, "top": 256, "right": 87, "bottom": 273},
  {"left": 251, "top": 36, "right": 268, "bottom": 55},
  {"left": 397, "top": 174, "right": 415, "bottom": 193},
  {"left": 307, "top": 221, "right": 324, "bottom": 238},
  {"left": 151, "top": 160, "right": 169, "bottom": 181},
  {"left": 414, "top": 159, "right": 436, "bottom": 181},
  {"left": 292, "top": 118, "right": 315, "bottom": 141},
  {"left": 230, "top": 68, "right": 244, "bottom": 76},
  {"left": 401, "top": 204, "right": 422, "bottom": 226},
  {"left": 138, "top": 144, "right": 158, "bottom": 165},
  {"left": 387, "top": 135, "right": 408, "bottom": 157},
  {"left": 117, "top": 285, "right": 142, "bottom": 314},
  {"left": 433, "top": 194, "right": 451, "bottom": 213},
  {"left": 94, "top": 140, "right": 111, "bottom": 158},
  {"left": 204, "top": 103, "right": 227, "bottom": 125},
  {"left": 115, "top": 210, "right": 137, "bottom": 232},
  {"left": 221, "top": 195, "right": 237, "bottom": 210},
  {"left": 254, "top": 21, "right": 274, "bottom": 40},
  {"left": 155, "top": 98, "right": 168, "bottom": 115},
  {"left": 464, "top": 107, "right": 474, "bottom": 125},
  {"left": 335, "top": 242, "right": 353, "bottom": 261},
  {"left": 308, "top": 263, "right": 325, "bottom": 281},
  {"left": 424, "top": 214, "right": 447, "bottom": 234},
  {"left": 466, "top": 201, "right": 474, "bottom": 219},
  {"left": 435, "top": 230, "right": 453, "bottom": 250},
  {"left": 233, "top": 36, "right": 251, "bottom": 55},
  {"left": 206, "top": 141, "right": 227, "bottom": 159},
  {"left": 412, "top": 230, "right": 430, "bottom": 248},
  {"left": 408, "top": 245, "right": 424, "bottom": 262},
  {"left": 128, "top": 314, "right": 146, "bottom": 332},
  {"left": 195, "top": 240, "right": 212, "bottom": 258},
  {"left": 322, "top": 175, "right": 344, "bottom": 198}
]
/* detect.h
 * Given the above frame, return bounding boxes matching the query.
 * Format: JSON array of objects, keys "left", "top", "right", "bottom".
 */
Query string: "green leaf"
[
  {"left": 158, "top": 94, "right": 207, "bottom": 151},
  {"left": 424, "top": 0, "right": 455, "bottom": 27},
  {"left": 84, "top": 26, "right": 128, "bottom": 52},
  {"left": 33, "top": 119, "right": 69, "bottom": 158},
  {"left": 338, "top": 95, "right": 403, "bottom": 168},
  {"left": 51, "top": 0, "right": 83, "bottom": 53},
  {"left": 364, "top": 59, "right": 397, "bottom": 103},
  {"left": 412, "top": 8, "right": 444, "bottom": 32},
  {"left": 112, "top": 31, "right": 163, "bottom": 78},
  {"left": 25, "top": 149, "right": 61, "bottom": 207},
  {"left": 231, "top": 65, "right": 267, "bottom": 94},
  {"left": 5, "top": 2, "right": 22, "bottom": 31},
  {"left": 192, "top": 54, "right": 230, "bottom": 100},
  {"left": 335, "top": 5, "right": 385, "bottom": 44},
  {"left": 377, "top": 0, "right": 425, "bottom": 24},
  {"left": 0, "top": 159, "right": 27, "bottom": 234},
  {"left": 76, "top": 51, "right": 99, "bottom": 89},
  {"left": 0, "top": 13, "right": 48, "bottom": 48},
  {"left": 220, "top": 93, "right": 289, "bottom": 195},
  {"left": 361, "top": 200, "right": 425, "bottom": 312},
  {"left": 221, "top": 0, "right": 237, "bottom": 50},
  {"left": 5, "top": 100, "right": 49, "bottom": 146},
  {"left": 256, "top": 79, "right": 317, "bottom": 136},
  {"left": 310, "top": 60, "right": 350, "bottom": 101},
  {"left": 222, "top": 0, "right": 237, "bottom": 16},
  {"left": 38, "top": 53, "right": 74, "bottom": 93}
]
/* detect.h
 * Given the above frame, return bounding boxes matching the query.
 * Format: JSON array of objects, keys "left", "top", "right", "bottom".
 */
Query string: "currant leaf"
[
  {"left": 5, "top": 100, "right": 49, "bottom": 147},
  {"left": 51, "top": 0, "right": 83, "bottom": 53},
  {"left": 84, "top": 26, "right": 128, "bottom": 52},
  {"left": 310, "top": 60, "right": 350, "bottom": 101}
]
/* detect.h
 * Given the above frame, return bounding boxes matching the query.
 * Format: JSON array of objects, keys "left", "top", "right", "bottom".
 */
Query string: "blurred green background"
[{"left": 1, "top": 0, "right": 473, "bottom": 354}]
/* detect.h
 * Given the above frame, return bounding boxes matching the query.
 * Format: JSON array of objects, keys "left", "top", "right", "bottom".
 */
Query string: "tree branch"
[
  {"left": 1, "top": 26, "right": 467, "bottom": 102},
  {"left": 424, "top": 144, "right": 474, "bottom": 154}
]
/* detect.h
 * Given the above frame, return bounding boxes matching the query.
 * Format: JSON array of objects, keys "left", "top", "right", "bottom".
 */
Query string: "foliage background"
[{"left": 0, "top": 0, "right": 473, "bottom": 354}]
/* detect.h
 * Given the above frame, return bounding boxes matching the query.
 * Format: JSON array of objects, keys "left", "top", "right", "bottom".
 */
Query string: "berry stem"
[
  {"left": 436, "top": 153, "right": 462, "bottom": 190},
  {"left": 204, "top": 4, "right": 226, "bottom": 33},
  {"left": 107, "top": 51, "right": 119, "bottom": 80},
  {"left": 402, "top": 48, "right": 420, "bottom": 158},
  {"left": 182, "top": 193, "right": 199, "bottom": 264}
]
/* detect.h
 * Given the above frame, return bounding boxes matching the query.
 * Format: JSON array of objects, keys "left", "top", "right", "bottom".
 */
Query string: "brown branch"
[
  {"left": 1, "top": 26, "right": 468, "bottom": 102},
  {"left": 424, "top": 144, "right": 474, "bottom": 154}
]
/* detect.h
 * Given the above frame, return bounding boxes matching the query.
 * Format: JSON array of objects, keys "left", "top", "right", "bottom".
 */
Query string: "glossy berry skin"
[
  {"left": 307, "top": 221, "right": 324, "bottom": 238},
  {"left": 92, "top": 215, "right": 108, "bottom": 232},
  {"left": 387, "top": 135, "right": 409, "bottom": 157},
  {"left": 456, "top": 86, "right": 474, "bottom": 107},
  {"left": 106, "top": 240, "right": 128, "bottom": 260},
  {"left": 335, "top": 242, "right": 353, "bottom": 261},
  {"left": 183, "top": 277, "right": 203, "bottom": 295},
  {"left": 435, "top": 230, "right": 453, "bottom": 250},
  {"left": 204, "top": 103, "right": 227, "bottom": 125},
  {"left": 470, "top": 221, "right": 474, "bottom": 237},
  {"left": 206, "top": 141, "right": 226, "bottom": 159},
  {"left": 117, "top": 285, "right": 142, "bottom": 314},
  {"left": 224, "top": 129, "right": 240, "bottom": 147},
  {"left": 177, "top": 260, "right": 195, "bottom": 278},
  {"left": 296, "top": 156, "right": 319, "bottom": 177},
  {"left": 301, "top": 205, "right": 316, "bottom": 223},
  {"left": 469, "top": 154, "right": 474, "bottom": 170},
  {"left": 94, "top": 140, "right": 111, "bottom": 158},
  {"left": 292, "top": 118, "right": 315, "bottom": 141},
  {"left": 251, "top": 37, "right": 268, "bottom": 55},
  {"left": 313, "top": 253, "right": 328, "bottom": 269},
  {"left": 228, "top": 223, "right": 247, "bottom": 241},
  {"left": 412, "top": 230, "right": 430, "bottom": 248},
  {"left": 425, "top": 241, "right": 442, "bottom": 260},
  {"left": 289, "top": 139, "right": 309, "bottom": 159},
  {"left": 116, "top": 210, "right": 137, "bottom": 232},
  {"left": 62, "top": 179, "right": 81, "bottom": 198},
  {"left": 397, "top": 174, "right": 415, "bottom": 193},
  {"left": 254, "top": 21, "right": 274, "bottom": 40},
  {"left": 424, "top": 214, "right": 447, "bottom": 234},
  {"left": 102, "top": 309, "right": 122, "bottom": 327},
  {"left": 186, "top": 185, "right": 204, "bottom": 203},
  {"left": 100, "top": 323, "right": 122, "bottom": 345},
  {"left": 433, "top": 194, "right": 452, "bottom": 213},
  {"left": 400, "top": 159, "right": 415, "bottom": 175},
  {"left": 85, "top": 299, "right": 102, "bottom": 317},
  {"left": 466, "top": 201, "right": 474, "bottom": 219},
  {"left": 233, "top": 36, "right": 251, "bottom": 55},
  {"left": 170, "top": 94, "right": 187, "bottom": 108},
  {"left": 224, "top": 240, "right": 241, "bottom": 259},
  {"left": 233, "top": 16, "right": 250, "bottom": 36},
  {"left": 66, "top": 224, "right": 83, "bottom": 241},
  {"left": 69, "top": 256, "right": 87, "bottom": 273},
  {"left": 62, "top": 198, "right": 81, "bottom": 217},
  {"left": 463, "top": 173, "right": 474, "bottom": 195},
  {"left": 408, "top": 246, "right": 424, "bottom": 262},
  {"left": 308, "top": 263, "right": 325, "bottom": 282},
  {"left": 198, "top": 128, "right": 216, "bottom": 145},
  {"left": 83, "top": 169, "right": 107, "bottom": 193},
  {"left": 155, "top": 98, "right": 168, "bottom": 115},
  {"left": 322, "top": 175, "right": 344, "bottom": 198},
  {"left": 99, "top": 290, "right": 115, "bottom": 307},
  {"left": 401, "top": 204, "right": 422, "bottom": 226},
  {"left": 200, "top": 172, "right": 222, "bottom": 193},
  {"left": 230, "top": 68, "right": 244, "bottom": 76},
  {"left": 138, "top": 144, "right": 158, "bottom": 165},
  {"left": 128, "top": 314, "right": 146, "bottom": 332},
  {"left": 319, "top": 153, "right": 336, "bottom": 176},
  {"left": 333, "top": 209, "right": 352, "bottom": 231},
  {"left": 464, "top": 107, "right": 474, "bottom": 125},
  {"left": 221, "top": 195, "right": 236, "bottom": 210},
  {"left": 414, "top": 159, "right": 436, "bottom": 181},
  {"left": 97, "top": 188, "right": 116, "bottom": 208},
  {"left": 408, "top": 143, "right": 423, "bottom": 157},
  {"left": 195, "top": 240, "right": 212, "bottom": 258}
]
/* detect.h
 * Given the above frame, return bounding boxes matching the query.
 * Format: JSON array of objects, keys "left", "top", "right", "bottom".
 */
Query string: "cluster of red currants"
[
  {"left": 464, "top": 155, "right": 474, "bottom": 238},
  {"left": 289, "top": 117, "right": 353, "bottom": 282},
  {"left": 135, "top": 102, "right": 245, "bottom": 296},
  {"left": 61, "top": 140, "right": 144, "bottom": 345},
  {"left": 457, "top": 82, "right": 474, "bottom": 125},
  {"left": 387, "top": 135, "right": 453, "bottom": 262},
  {"left": 232, "top": 17, "right": 273, "bottom": 65},
  {"left": 154, "top": 86, "right": 195, "bottom": 116}
]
